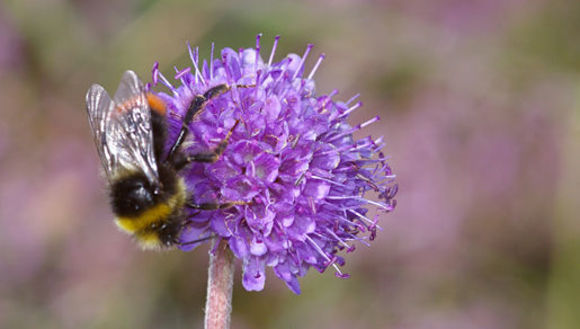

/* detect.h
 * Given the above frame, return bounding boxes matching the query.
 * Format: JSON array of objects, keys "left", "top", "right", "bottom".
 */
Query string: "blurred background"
[{"left": 0, "top": 0, "right": 578, "bottom": 328}]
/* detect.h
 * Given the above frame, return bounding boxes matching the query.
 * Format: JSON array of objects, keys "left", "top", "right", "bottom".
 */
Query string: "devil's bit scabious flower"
[{"left": 150, "top": 35, "right": 397, "bottom": 294}]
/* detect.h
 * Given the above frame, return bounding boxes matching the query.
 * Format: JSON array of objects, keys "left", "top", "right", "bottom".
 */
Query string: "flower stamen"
[
  {"left": 292, "top": 43, "right": 314, "bottom": 80},
  {"left": 152, "top": 61, "right": 160, "bottom": 85},
  {"left": 310, "top": 175, "right": 347, "bottom": 187},
  {"left": 174, "top": 66, "right": 191, "bottom": 84},
  {"left": 268, "top": 35, "right": 281, "bottom": 67},
  {"left": 210, "top": 42, "right": 215, "bottom": 81},
  {"left": 157, "top": 70, "right": 178, "bottom": 96},
  {"left": 339, "top": 101, "right": 363, "bottom": 119},
  {"left": 307, "top": 53, "right": 326, "bottom": 80},
  {"left": 325, "top": 228, "right": 351, "bottom": 250},
  {"left": 346, "top": 93, "right": 361, "bottom": 105},
  {"left": 305, "top": 235, "right": 348, "bottom": 277},
  {"left": 255, "top": 33, "right": 262, "bottom": 73},
  {"left": 187, "top": 42, "right": 206, "bottom": 85},
  {"left": 327, "top": 116, "right": 380, "bottom": 143},
  {"left": 348, "top": 208, "right": 383, "bottom": 231}
]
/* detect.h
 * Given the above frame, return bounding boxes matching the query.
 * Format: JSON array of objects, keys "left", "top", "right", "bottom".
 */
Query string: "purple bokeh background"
[{"left": 0, "top": 1, "right": 578, "bottom": 328}]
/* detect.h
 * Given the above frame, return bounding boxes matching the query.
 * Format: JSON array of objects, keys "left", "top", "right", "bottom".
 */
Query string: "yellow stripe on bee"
[{"left": 115, "top": 202, "right": 172, "bottom": 233}]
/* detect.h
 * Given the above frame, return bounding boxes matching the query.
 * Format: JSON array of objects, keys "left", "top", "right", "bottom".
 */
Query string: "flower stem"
[{"left": 204, "top": 239, "right": 235, "bottom": 329}]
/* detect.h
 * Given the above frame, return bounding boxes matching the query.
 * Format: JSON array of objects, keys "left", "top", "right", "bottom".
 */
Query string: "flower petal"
[{"left": 242, "top": 256, "right": 266, "bottom": 291}]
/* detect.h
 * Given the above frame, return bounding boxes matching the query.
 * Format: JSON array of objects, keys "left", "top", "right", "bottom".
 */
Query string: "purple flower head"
[{"left": 150, "top": 35, "right": 397, "bottom": 294}]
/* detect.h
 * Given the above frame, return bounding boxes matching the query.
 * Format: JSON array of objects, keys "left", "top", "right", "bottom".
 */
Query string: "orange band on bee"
[{"left": 146, "top": 93, "right": 167, "bottom": 115}]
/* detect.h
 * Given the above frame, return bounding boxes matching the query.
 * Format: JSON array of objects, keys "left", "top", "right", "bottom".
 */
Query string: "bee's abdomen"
[{"left": 115, "top": 202, "right": 173, "bottom": 234}]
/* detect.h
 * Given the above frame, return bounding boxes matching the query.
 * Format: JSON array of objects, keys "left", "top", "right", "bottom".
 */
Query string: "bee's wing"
[
  {"left": 86, "top": 71, "right": 159, "bottom": 184},
  {"left": 86, "top": 83, "right": 116, "bottom": 179}
]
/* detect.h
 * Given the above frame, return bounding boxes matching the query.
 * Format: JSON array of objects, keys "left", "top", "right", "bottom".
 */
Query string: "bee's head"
[{"left": 110, "top": 173, "right": 161, "bottom": 217}]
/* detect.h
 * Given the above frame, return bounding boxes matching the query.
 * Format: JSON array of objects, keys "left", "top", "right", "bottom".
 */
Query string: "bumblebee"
[{"left": 86, "top": 70, "right": 242, "bottom": 249}]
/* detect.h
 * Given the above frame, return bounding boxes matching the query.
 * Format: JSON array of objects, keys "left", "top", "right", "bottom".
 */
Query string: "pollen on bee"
[{"left": 146, "top": 93, "right": 167, "bottom": 115}]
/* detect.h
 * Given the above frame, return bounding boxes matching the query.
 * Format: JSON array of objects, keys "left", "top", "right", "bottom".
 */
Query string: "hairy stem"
[{"left": 204, "top": 239, "right": 235, "bottom": 329}]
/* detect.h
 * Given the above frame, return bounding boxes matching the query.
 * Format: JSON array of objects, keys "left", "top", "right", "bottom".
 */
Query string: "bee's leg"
[
  {"left": 166, "top": 83, "right": 254, "bottom": 164},
  {"left": 172, "top": 119, "right": 240, "bottom": 170},
  {"left": 166, "top": 84, "right": 228, "bottom": 163},
  {"left": 185, "top": 200, "right": 247, "bottom": 210},
  {"left": 173, "top": 234, "right": 215, "bottom": 247}
]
